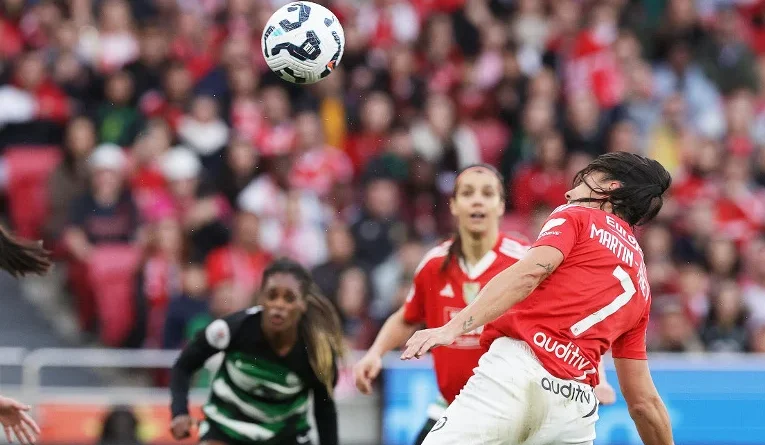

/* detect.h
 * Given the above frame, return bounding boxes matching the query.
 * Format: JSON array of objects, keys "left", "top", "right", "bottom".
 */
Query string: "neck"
[
  {"left": 262, "top": 323, "right": 299, "bottom": 355},
  {"left": 459, "top": 227, "right": 498, "bottom": 266}
]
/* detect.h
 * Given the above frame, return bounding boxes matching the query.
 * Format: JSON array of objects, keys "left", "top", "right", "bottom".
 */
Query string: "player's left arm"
[
  {"left": 402, "top": 246, "right": 562, "bottom": 359},
  {"left": 614, "top": 358, "right": 673, "bottom": 445}
]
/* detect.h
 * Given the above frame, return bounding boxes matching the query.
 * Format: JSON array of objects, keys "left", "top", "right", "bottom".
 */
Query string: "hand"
[
  {"left": 594, "top": 381, "right": 617, "bottom": 405},
  {"left": 353, "top": 353, "right": 382, "bottom": 395},
  {"left": 0, "top": 396, "right": 40, "bottom": 444},
  {"left": 401, "top": 327, "right": 457, "bottom": 360},
  {"left": 170, "top": 415, "right": 195, "bottom": 440}
]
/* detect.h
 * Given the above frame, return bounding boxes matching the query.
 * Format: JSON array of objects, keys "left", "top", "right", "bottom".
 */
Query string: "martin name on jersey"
[
  {"left": 483, "top": 205, "right": 652, "bottom": 387},
  {"left": 402, "top": 234, "right": 529, "bottom": 403}
]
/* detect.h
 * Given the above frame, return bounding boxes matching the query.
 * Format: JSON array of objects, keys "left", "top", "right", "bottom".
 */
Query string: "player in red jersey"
[
  {"left": 353, "top": 164, "right": 615, "bottom": 445},
  {"left": 402, "top": 153, "right": 674, "bottom": 445}
]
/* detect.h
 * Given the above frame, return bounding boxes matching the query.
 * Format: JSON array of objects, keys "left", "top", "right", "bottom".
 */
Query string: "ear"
[{"left": 607, "top": 180, "right": 622, "bottom": 191}]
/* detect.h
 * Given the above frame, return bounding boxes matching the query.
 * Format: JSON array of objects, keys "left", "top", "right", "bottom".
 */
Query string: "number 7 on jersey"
[{"left": 570, "top": 266, "right": 636, "bottom": 337}]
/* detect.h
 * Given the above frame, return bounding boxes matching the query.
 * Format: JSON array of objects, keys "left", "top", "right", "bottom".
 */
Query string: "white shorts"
[{"left": 421, "top": 337, "right": 599, "bottom": 445}]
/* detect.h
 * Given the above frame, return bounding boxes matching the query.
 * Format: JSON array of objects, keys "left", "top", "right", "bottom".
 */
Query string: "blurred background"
[{"left": 0, "top": 0, "right": 764, "bottom": 443}]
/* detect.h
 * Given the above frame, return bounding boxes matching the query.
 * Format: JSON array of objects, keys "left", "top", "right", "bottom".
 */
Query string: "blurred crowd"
[{"left": 1, "top": 0, "right": 765, "bottom": 356}]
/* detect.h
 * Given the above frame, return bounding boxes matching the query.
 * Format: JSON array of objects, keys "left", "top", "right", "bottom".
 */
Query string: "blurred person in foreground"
[
  {"left": 170, "top": 258, "right": 343, "bottom": 445},
  {"left": 0, "top": 199, "right": 54, "bottom": 445},
  {"left": 99, "top": 405, "right": 143, "bottom": 445},
  {"left": 402, "top": 153, "right": 673, "bottom": 445},
  {"left": 0, "top": 226, "right": 51, "bottom": 444}
]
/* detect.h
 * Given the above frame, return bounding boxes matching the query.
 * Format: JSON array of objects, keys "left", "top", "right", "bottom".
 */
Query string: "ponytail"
[
  {"left": 299, "top": 284, "right": 346, "bottom": 395},
  {"left": 441, "top": 231, "right": 462, "bottom": 273},
  {"left": 0, "top": 226, "right": 51, "bottom": 277}
]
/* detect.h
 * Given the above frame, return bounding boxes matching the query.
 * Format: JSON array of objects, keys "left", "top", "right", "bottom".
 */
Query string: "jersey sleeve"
[
  {"left": 531, "top": 205, "right": 585, "bottom": 260},
  {"left": 169, "top": 309, "right": 253, "bottom": 417},
  {"left": 611, "top": 304, "right": 650, "bottom": 360},
  {"left": 402, "top": 263, "right": 428, "bottom": 325}
]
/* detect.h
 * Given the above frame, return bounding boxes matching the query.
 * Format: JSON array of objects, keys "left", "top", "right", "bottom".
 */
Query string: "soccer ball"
[{"left": 261, "top": 2, "right": 345, "bottom": 84}]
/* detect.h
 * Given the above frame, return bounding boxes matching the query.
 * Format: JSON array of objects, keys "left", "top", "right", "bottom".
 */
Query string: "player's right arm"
[
  {"left": 354, "top": 306, "right": 421, "bottom": 394},
  {"left": 613, "top": 358, "right": 673, "bottom": 445},
  {"left": 169, "top": 313, "right": 244, "bottom": 439}
]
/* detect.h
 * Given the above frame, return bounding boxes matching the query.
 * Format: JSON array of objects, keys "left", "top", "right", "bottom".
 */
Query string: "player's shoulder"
[
  {"left": 548, "top": 204, "right": 594, "bottom": 218},
  {"left": 414, "top": 240, "right": 452, "bottom": 276},
  {"left": 497, "top": 232, "right": 530, "bottom": 260},
  {"left": 545, "top": 204, "right": 598, "bottom": 226},
  {"left": 205, "top": 306, "right": 263, "bottom": 350}
]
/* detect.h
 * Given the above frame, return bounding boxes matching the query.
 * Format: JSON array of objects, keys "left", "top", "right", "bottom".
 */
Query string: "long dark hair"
[
  {"left": 261, "top": 258, "right": 345, "bottom": 395},
  {"left": 441, "top": 164, "right": 506, "bottom": 272},
  {"left": 0, "top": 225, "right": 51, "bottom": 277},
  {"left": 571, "top": 152, "right": 672, "bottom": 226}
]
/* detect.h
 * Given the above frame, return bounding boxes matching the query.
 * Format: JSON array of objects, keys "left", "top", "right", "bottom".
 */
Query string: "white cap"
[
  {"left": 161, "top": 146, "right": 202, "bottom": 181},
  {"left": 89, "top": 143, "right": 126, "bottom": 171}
]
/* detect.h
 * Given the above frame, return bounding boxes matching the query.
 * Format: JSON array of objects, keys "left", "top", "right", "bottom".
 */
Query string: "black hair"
[
  {"left": 571, "top": 152, "right": 671, "bottom": 226},
  {"left": 261, "top": 258, "right": 345, "bottom": 395},
  {"left": 442, "top": 163, "right": 505, "bottom": 272},
  {"left": 0, "top": 226, "right": 51, "bottom": 277}
]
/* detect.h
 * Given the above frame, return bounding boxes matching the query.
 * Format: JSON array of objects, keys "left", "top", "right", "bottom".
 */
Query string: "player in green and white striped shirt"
[{"left": 170, "top": 258, "right": 345, "bottom": 445}]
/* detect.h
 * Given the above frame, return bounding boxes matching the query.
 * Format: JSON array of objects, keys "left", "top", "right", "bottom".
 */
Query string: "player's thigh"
[
  {"left": 420, "top": 364, "right": 537, "bottom": 444},
  {"left": 529, "top": 380, "right": 598, "bottom": 445},
  {"left": 419, "top": 399, "right": 511, "bottom": 445}
]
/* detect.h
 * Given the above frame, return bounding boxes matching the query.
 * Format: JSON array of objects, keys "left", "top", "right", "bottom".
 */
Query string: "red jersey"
[
  {"left": 482, "top": 205, "right": 652, "bottom": 387},
  {"left": 403, "top": 234, "right": 529, "bottom": 403}
]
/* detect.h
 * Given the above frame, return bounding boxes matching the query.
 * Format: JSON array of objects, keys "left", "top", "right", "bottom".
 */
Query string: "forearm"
[
  {"left": 169, "top": 361, "right": 195, "bottom": 417},
  {"left": 444, "top": 266, "right": 539, "bottom": 337},
  {"left": 629, "top": 397, "right": 674, "bottom": 445},
  {"left": 170, "top": 338, "right": 218, "bottom": 417},
  {"left": 368, "top": 308, "right": 418, "bottom": 357}
]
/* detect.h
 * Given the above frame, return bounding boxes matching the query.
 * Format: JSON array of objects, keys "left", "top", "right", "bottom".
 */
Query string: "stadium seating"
[
  {"left": 4, "top": 146, "right": 61, "bottom": 240},
  {"left": 87, "top": 244, "right": 142, "bottom": 347}
]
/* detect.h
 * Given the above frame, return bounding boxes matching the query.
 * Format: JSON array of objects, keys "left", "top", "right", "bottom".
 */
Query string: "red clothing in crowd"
[{"left": 511, "top": 164, "right": 568, "bottom": 215}]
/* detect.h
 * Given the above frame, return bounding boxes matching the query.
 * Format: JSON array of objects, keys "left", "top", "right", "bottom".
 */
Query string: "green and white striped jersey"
[{"left": 171, "top": 306, "right": 338, "bottom": 445}]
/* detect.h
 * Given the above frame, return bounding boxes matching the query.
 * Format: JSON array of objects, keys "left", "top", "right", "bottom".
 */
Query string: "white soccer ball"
[{"left": 261, "top": 2, "right": 345, "bottom": 85}]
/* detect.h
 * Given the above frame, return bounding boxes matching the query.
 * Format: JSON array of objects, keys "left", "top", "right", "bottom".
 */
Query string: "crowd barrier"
[{"left": 0, "top": 348, "right": 763, "bottom": 444}]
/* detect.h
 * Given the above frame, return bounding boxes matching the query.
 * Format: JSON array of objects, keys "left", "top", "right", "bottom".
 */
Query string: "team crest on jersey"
[
  {"left": 463, "top": 282, "right": 481, "bottom": 304},
  {"left": 205, "top": 319, "right": 231, "bottom": 350}
]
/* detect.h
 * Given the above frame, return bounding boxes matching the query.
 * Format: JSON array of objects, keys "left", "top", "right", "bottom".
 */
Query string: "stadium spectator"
[
  {"left": 45, "top": 116, "right": 97, "bottom": 244},
  {"left": 3, "top": 0, "right": 765, "bottom": 361},
  {"left": 64, "top": 143, "right": 139, "bottom": 332},
  {"left": 700, "top": 280, "right": 751, "bottom": 352}
]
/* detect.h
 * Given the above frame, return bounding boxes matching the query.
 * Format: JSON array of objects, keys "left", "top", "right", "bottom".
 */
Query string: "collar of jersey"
[{"left": 458, "top": 250, "right": 498, "bottom": 280}]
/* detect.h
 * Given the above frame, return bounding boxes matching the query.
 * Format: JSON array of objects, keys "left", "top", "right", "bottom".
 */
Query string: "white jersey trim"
[
  {"left": 459, "top": 250, "right": 497, "bottom": 280},
  {"left": 414, "top": 241, "right": 450, "bottom": 275}
]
